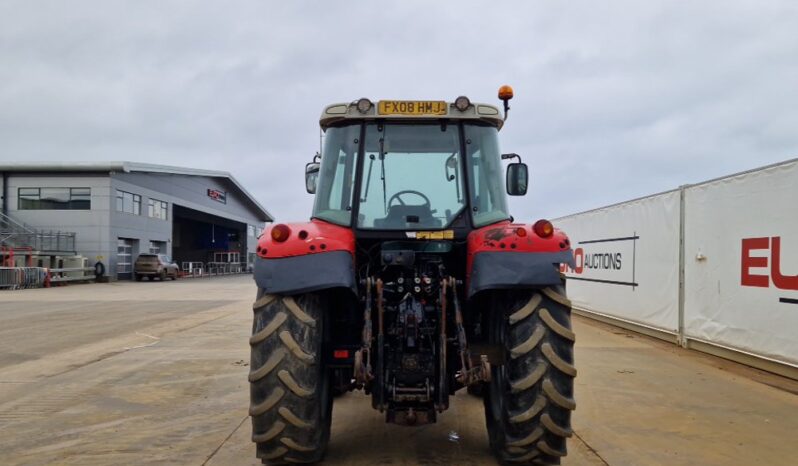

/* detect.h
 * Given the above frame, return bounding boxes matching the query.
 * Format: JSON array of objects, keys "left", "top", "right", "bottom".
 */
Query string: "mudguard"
[
  {"left": 467, "top": 250, "right": 575, "bottom": 298},
  {"left": 466, "top": 221, "right": 575, "bottom": 298},
  {"left": 254, "top": 219, "right": 357, "bottom": 295},
  {"left": 253, "top": 251, "right": 356, "bottom": 295}
]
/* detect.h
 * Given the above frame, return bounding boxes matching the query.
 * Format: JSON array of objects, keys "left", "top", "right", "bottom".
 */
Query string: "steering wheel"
[{"left": 388, "top": 190, "right": 431, "bottom": 208}]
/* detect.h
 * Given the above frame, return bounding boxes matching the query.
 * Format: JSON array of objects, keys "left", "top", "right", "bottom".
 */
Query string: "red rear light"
[
  {"left": 271, "top": 224, "right": 291, "bottom": 242},
  {"left": 515, "top": 227, "right": 527, "bottom": 237},
  {"left": 333, "top": 349, "right": 349, "bottom": 359},
  {"left": 533, "top": 219, "right": 554, "bottom": 238}
]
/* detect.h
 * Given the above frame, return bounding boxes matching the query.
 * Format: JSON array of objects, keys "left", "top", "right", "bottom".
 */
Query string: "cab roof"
[{"left": 319, "top": 99, "right": 505, "bottom": 131}]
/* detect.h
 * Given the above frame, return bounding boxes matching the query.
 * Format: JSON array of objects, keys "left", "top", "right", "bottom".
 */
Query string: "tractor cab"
[{"left": 306, "top": 92, "right": 527, "bottom": 238}]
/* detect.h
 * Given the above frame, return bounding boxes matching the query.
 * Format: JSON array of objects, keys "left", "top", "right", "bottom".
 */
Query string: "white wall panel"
[
  {"left": 683, "top": 160, "right": 798, "bottom": 365},
  {"left": 556, "top": 191, "right": 681, "bottom": 333}
]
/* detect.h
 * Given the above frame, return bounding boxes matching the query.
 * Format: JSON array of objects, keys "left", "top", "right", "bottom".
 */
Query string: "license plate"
[
  {"left": 378, "top": 100, "right": 448, "bottom": 116},
  {"left": 409, "top": 230, "right": 455, "bottom": 240}
]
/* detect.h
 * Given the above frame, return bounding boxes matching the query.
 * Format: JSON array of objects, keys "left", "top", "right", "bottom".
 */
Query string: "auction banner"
[
  {"left": 683, "top": 160, "right": 798, "bottom": 365},
  {"left": 555, "top": 190, "right": 681, "bottom": 333}
]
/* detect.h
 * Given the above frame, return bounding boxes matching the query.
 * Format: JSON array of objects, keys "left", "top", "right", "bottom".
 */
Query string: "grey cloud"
[{"left": 1, "top": 0, "right": 796, "bottom": 222}]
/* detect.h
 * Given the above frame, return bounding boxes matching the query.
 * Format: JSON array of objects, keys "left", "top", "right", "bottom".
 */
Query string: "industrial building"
[{"left": 0, "top": 162, "right": 273, "bottom": 280}]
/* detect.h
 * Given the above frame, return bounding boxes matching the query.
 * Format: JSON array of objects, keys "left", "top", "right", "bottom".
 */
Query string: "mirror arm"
[{"left": 501, "top": 153, "right": 522, "bottom": 163}]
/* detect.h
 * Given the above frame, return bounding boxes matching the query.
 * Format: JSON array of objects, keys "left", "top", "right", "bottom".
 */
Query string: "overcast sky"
[{"left": 1, "top": 1, "right": 796, "bottom": 222}]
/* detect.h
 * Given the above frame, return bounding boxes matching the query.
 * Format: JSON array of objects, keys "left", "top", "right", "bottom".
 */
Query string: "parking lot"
[{"left": 1, "top": 275, "right": 797, "bottom": 465}]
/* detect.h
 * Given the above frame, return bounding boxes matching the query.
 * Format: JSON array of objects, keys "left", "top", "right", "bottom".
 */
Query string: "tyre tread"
[
  {"left": 510, "top": 325, "right": 546, "bottom": 359},
  {"left": 509, "top": 294, "right": 542, "bottom": 325},
  {"left": 252, "top": 421, "right": 286, "bottom": 443},
  {"left": 484, "top": 286, "right": 576, "bottom": 465},
  {"left": 250, "top": 312, "right": 287, "bottom": 346},
  {"left": 541, "top": 343, "right": 577, "bottom": 377},
  {"left": 539, "top": 308, "right": 575, "bottom": 342},
  {"left": 278, "top": 331, "right": 315, "bottom": 364},
  {"left": 279, "top": 406, "right": 313, "bottom": 429},
  {"left": 249, "top": 291, "right": 331, "bottom": 464},
  {"left": 278, "top": 369, "right": 314, "bottom": 398},
  {"left": 282, "top": 297, "right": 317, "bottom": 328},
  {"left": 248, "top": 349, "right": 286, "bottom": 382}
]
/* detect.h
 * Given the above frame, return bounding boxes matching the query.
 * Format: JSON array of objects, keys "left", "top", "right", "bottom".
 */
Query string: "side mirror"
[
  {"left": 506, "top": 162, "right": 528, "bottom": 196},
  {"left": 305, "top": 162, "right": 320, "bottom": 194}
]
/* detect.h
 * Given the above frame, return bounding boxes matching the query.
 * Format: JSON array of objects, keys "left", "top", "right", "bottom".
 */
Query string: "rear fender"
[
  {"left": 257, "top": 219, "right": 355, "bottom": 259},
  {"left": 466, "top": 221, "right": 575, "bottom": 298},
  {"left": 253, "top": 251, "right": 356, "bottom": 295},
  {"left": 254, "top": 219, "right": 357, "bottom": 295}
]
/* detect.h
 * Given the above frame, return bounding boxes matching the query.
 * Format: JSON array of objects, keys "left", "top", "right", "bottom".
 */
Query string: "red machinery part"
[
  {"left": 466, "top": 220, "right": 571, "bottom": 255},
  {"left": 257, "top": 219, "right": 356, "bottom": 259},
  {"left": 465, "top": 220, "right": 573, "bottom": 288}
]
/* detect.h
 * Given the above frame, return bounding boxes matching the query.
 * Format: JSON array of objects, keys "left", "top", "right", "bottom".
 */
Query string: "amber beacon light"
[
  {"left": 498, "top": 85, "right": 514, "bottom": 100},
  {"left": 498, "top": 84, "right": 514, "bottom": 120}
]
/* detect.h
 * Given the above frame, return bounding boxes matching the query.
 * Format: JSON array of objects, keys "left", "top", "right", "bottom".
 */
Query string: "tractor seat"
[{"left": 373, "top": 205, "right": 441, "bottom": 229}]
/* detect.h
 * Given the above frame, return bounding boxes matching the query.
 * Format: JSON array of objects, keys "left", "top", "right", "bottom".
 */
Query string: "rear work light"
[
  {"left": 356, "top": 98, "right": 372, "bottom": 114},
  {"left": 454, "top": 96, "right": 471, "bottom": 111},
  {"left": 271, "top": 224, "right": 291, "bottom": 242},
  {"left": 533, "top": 219, "right": 554, "bottom": 238}
]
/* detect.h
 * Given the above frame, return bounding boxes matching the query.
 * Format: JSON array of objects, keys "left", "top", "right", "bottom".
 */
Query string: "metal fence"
[
  {"left": 8, "top": 231, "right": 76, "bottom": 252},
  {"left": 181, "top": 262, "right": 205, "bottom": 277},
  {"left": 180, "top": 261, "right": 248, "bottom": 278},
  {"left": 206, "top": 262, "right": 244, "bottom": 275},
  {"left": 1, "top": 261, "right": 249, "bottom": 290},
  {"left": 0, "top": 267, "right": 48, "bottom": 290},
  {"left": 1, "top": 212, "right": 77, "bottom": 253}
]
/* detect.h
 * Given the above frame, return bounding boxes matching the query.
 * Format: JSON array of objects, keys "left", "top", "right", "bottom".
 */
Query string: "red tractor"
[{"left": 250, "top": 87, "right": 576, "bottom": 465}]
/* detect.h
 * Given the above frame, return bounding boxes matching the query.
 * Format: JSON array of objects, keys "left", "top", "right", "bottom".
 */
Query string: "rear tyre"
[
  {"left": 249, "top": 290, "right": 332, "bottom": 464},
  {"left": 484, "top": 287, "right": 576, "bottom": 465},
  {"left": 135, "top": 274, "right": 142, "bottom": 282},
  {"left": 160, "top": 270, "right": 167, "bottom": 281}
]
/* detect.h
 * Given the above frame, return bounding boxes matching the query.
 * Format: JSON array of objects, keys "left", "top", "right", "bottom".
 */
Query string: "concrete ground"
[{"left": 0, "top": 276, "right": 796, "bottom": 466}]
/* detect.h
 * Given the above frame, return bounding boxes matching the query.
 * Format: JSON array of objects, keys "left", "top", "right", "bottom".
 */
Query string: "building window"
[
  {"left": 18, "top": 187, "right": 91, "bottom": 210},
  {"left": 249, "top": 225, "right": 264, "bottom": 238},
  {"left": 149, "top": 240, "right": 166, "bottom": 254},
  {"left": 116, "top": 190, "right": 141, "bottom": 215},
  {"left": 148, "top": 198, "right": 168, "bottom": 220}
]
